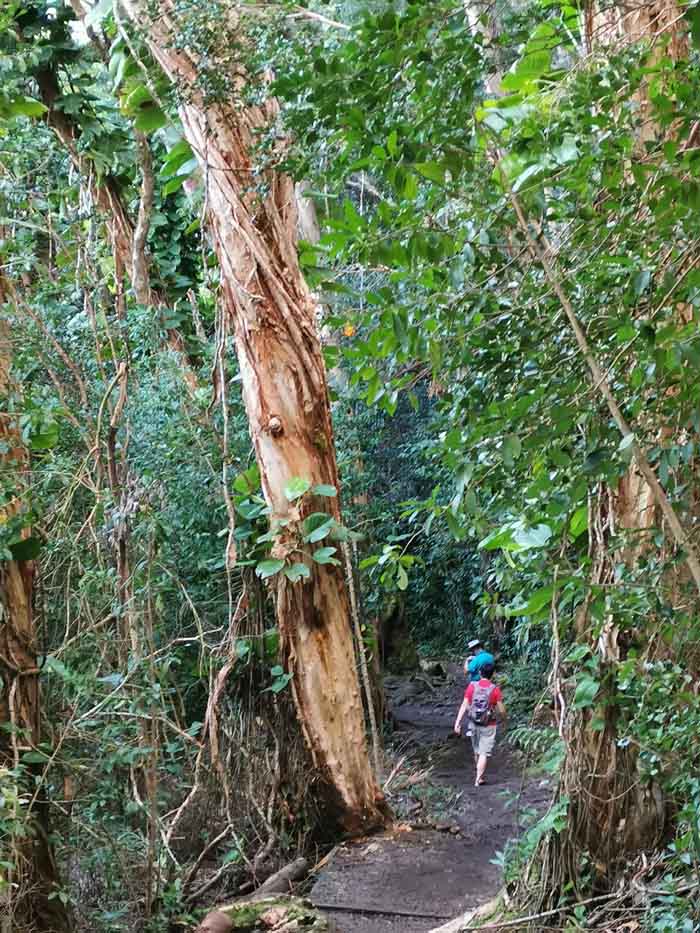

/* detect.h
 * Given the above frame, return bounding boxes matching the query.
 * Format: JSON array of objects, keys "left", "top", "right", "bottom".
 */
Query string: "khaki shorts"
[{"left": 470, "top": 724, "right": 497, "bottom": 757}]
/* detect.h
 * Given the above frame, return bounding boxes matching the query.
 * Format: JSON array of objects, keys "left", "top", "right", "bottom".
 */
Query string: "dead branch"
[{"left": 247, "top": 857, "right": 309, "bottom": 901}]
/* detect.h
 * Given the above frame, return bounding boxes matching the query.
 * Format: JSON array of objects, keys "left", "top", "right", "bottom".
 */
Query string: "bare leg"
[{"left": 475, "top": 754, "right": 488, "bottom": 786}]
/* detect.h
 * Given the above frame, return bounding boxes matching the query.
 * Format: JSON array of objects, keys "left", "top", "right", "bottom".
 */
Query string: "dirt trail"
[{"left": 310, "top": 667, "right": 550, "bottom": 932}]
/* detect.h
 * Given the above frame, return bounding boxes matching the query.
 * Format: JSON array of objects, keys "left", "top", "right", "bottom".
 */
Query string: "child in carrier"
[{"left": 453, "top": 661, "right": 507, "bottom": 786}]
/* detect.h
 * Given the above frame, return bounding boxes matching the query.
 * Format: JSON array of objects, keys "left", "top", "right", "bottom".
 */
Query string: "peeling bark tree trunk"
[
  {"left": 122, "top": 1, "right": 387, "bottom": 833},
  {"left": 0, "top": 316, "right": 72, "bottom": 933}
]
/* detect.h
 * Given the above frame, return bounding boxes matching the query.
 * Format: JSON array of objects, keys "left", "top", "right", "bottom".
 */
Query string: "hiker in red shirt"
[{"left": 453, "top": 662, "right": 507, "bottom": 787}]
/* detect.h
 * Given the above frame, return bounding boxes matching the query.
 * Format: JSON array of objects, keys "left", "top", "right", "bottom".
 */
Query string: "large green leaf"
[
  {"left": 506, "top": 585, "right": 553, "bottom": 617},
  {"left": 123, "top": 83, "right": 152, "bottom": 112},
  {"left": 284, "top": 477, "right": 312, "bottom": 501},
  {"left": 284, "top": 562, "right": 311, "bottom": 582},
  {"left": 312, "top": 546, "right": 340, "bottom": 565},
  {"left": 255, "top": 559, "right": 285, "bottom": 579},
  {"left": 573, "top": 675, "right": 600, "bottom": 710},
  {"left": 512, "top": 524, "right": 552, "bottom": 550},
  {"left": 5, "top": 96, "right": 47, "bottom": 119},
  {"left": 233, "top": 465, "right": 260, "bottom": 496},
  {"left": 9, "top": 536, "right": 41, "bottom": 561},
  {"left": 30, "top": 423, "right": 59, "bottom": 450},
  {"left": 312, "top": 483, "right": 337, "bottom": 497},
  {"left": 305, "top": 517, "right": 334, "bottom": 543},
  {"left": 569, "top": 507, "right": 588, "bottom": 539},
  {"left": 133, "top": 106, "right": 167, "bottom": 133}
]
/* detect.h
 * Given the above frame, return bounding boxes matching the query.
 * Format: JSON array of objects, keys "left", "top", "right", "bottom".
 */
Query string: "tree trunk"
[
  {"left": 523, "top": 0, "right": 688, "bottom": 906},
  {"left": 122, "top": 1, "right": 387, "bottom": 834},
  {"left": 0, "top": 317, "right": 72, "bottom": 932}
]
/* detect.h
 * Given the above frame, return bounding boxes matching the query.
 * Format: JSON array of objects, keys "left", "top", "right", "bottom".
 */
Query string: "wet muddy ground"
[{"left": 310, "top": 667, "right": 551, "bottom": 932}]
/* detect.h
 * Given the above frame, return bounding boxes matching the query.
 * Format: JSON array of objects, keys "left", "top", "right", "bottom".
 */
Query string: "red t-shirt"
[{"left": 465, "top": 678, "right": 502, "bottom": 726}]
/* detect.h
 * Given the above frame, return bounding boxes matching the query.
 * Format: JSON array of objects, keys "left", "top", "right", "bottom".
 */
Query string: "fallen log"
[
  {"left": 248, "top": 857, "right": 309, "bottom": 901},
  {"left": 194, "top": 895, "right": 334, "bottom": 932}
]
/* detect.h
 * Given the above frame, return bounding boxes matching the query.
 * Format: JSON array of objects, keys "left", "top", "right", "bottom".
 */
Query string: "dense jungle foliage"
[{"left": 2, "top": 0, "right": 700, "bottom": 931}]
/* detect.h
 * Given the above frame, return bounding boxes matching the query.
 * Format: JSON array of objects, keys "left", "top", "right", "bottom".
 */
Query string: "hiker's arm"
[
  {"left": 454, "top": 698, "right": 469, "bottom": 734},
  {"left": 496, "top": 700, "right": 507, "bottom": 725}
]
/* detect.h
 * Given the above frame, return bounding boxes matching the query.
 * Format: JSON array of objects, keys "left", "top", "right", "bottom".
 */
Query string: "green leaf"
[
  {"left": 396, "top": 564, "right": 409, "bottom": 590},
  {"left": 565, "top": 644, "right": 590, "bottom": 663},
  {"left": 133, "top": 106, "right": 167, "bottom": 133},
  {"left": 512, "top": 524, "right": 552, "bottom": 550},
  {"left": 501, "top": 49, "right": 551, "bottom": 93},
  {"left": 569, "top": 506, "right": 588, "bottom": 539},
  {"left": 265, "top": 665, "right": 293, "bottom": 693},
  {"left": 30, "top": 424, "right": 59, "bottom": 450},
  {"left": 573, "top": 675, "right": 600, "bottom": 710},
  {"left": 359, "top": 555, "right": 379, "bottom": 569},
  {"left": 284, "top": 477, "right": 312, "bottom": 501},
  {"left": 123, "top": 83, "right": 152, "bottom": 112},
  {"left": 512, "top": 162, "right": 545, "bottom": 193},
  {"left": 9, "top": 537, "right": 41, "bottom": 561},
  {"left": 688, "top": 5, "right": 700, "bottom": 48},
  {"left": 552, "top": 136, "right": 578, "bottom": 165},
  {"left": 233, "top": 466, "right": 260, "bottom": 496},
  {"left": 161, "top": 147, "right": 195, "bottom": 179},
  {"left": 312, "top": 546, "right": 340, "bottom": 565},
  {"left": 43, "top": 655, "right": 70, "bottom": 679},
  {"left": 176, "top": 158, "right": 199, "bottom": 177},
  {"left": 618, "top": 433, "right": 635, "bottom": 451},
  {"left": 501, "top": 433, "right": 522, "bottom": 466},
  {"left": 6, "top": 96, "right": 47, "bottom": 118},
  {"left": 255, "top": 559, "right": 285, "bottom": 579},
  {"left": 263, "top": 629, "right": 279, "bottom": 657},
  {"left": 445, "top": 510, "right": 466, "bottom": 541},
  {"left": 266, "top": 672, "right": 293, "bottom": 694},
  {"left": 235, "top": 639, "right": 252, "bottom": 658},
  {"left": 284, "top": 562, "right": 311, "bottom": 582},
  {"left": 414, "top": 162, "right": 445, "bottom": 184},
  {"left": 312, "top": 484, "right": 337, "bottom": 497},
  {"left": 109, "top": 49, "right": 129, "bottom": 89},
  {"left": 403, "top": 173, "right": 418, "bottom": 200},
  {"left": 306, "top": 518, "right": 334, "bottom": 543},
  {"left": 518, "top": 50, "right": 551, "bottom": 79},
  {"left": 480, "top": 526, "right": 515, "bottom": 551},
  {"left": 21, "top": 750, "right": 50, "bottom": 764},
  {"left": 163, "top": 139, "right": 192, "bottom": 163},
  {"left": 506, "top": 585, "right": 553, "bottom": 617},
  {"left": 163, "top": 176, "right": 186, "bottom": 196}
]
